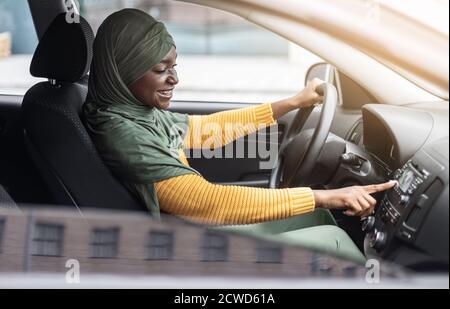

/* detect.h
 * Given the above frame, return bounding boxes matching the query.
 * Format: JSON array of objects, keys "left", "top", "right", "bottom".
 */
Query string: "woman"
[{"left": 83, "top": 9, "right": 396, "bottom": 264}]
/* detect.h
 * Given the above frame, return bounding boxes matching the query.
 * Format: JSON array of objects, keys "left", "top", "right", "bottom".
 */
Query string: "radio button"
[
  {"left": 400, "top": 195, "right": 410, "bottom": 206},
  {"left": 421, "top": 169, "right": 430, "bottom": 177}
]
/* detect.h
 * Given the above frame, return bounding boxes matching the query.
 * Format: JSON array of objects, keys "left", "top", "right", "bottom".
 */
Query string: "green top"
[{"left": 83, "top": 9, "right": 199, "bottom": 218}]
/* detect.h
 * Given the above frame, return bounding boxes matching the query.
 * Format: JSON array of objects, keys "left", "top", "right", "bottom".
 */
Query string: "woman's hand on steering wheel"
[
  {"left": 270, "top": 80, "right": 337, "bottom": 188},
  {"left": 270, "top": 78, "right": 324, "bottom": 120},
  {"left": 289, "top": 78, "right": 325, "bottom": 109},
  {"left": 313, "top": 181, "right": 398, "bottom": 218}
]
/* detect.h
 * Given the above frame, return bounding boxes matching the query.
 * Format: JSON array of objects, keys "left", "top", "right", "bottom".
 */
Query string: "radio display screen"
[{"left": 398, "top": 169, "right": 415, "bottom": 193}]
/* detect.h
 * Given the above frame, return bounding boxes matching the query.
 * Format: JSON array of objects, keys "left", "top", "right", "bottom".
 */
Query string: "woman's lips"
[{"left": 157, "top": 89, "right": 173, "bottom": 99}]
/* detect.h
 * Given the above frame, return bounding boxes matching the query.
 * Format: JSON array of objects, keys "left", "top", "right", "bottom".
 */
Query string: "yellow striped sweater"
[{"left": 152, "top": 103, "right": 316, "bottom": 225}]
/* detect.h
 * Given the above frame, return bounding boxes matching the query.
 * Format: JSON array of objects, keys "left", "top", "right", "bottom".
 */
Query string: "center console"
[{"left": 363, "top": 139, "right": 449, "bottom": 270}]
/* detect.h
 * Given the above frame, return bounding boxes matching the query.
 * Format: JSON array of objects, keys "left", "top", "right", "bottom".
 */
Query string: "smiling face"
[{"left": 128, "top": 46, "right": 178, "bottom": 109}]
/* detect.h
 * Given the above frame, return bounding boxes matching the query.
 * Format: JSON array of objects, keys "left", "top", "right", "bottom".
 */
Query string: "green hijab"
[{"left": 83, "top": 9, "right": 199, "bottom": 217}]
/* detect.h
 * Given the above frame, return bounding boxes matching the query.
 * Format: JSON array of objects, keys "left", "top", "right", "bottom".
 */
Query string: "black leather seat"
[{"left": 21, "top": 13, "right": 144, "bottom": 211}]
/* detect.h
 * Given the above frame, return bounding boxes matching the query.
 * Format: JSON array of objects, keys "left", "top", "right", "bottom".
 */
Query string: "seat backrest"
[{"left": 21, "top": 13, "right": 145, "bottom": 211}]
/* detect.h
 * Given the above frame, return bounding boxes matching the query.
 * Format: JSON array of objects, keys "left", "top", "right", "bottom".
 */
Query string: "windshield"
[{"left": 199, "top": 0, "right": 449, "bottom": 100}]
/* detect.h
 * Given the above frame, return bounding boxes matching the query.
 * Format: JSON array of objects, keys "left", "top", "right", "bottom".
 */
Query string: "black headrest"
[{"left": 30, "top": 13, "right": 94, "bottom": 83}]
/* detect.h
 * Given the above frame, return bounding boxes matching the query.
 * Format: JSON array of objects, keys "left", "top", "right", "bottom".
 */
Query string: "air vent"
[{"left": 347, "top": 120, "right": 364, "bottom": 145}]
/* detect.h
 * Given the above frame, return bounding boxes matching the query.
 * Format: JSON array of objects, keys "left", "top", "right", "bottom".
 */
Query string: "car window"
[
  {"left": 0, "top": 0, "right": 43, "bottom": 95},
  {"left": 0, "top": 207, "right": 372, "bottom": 285},
  {"left": 0, "top": 0, "right": 323, "bottom": 102},
  {"left": 79, "top": 0, "right": 322, "bottom": 104}
]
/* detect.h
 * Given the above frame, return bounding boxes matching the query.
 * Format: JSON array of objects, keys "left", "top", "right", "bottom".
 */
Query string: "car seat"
[{"left": 21, "top": 13, "right": 145, "bottom": 211}]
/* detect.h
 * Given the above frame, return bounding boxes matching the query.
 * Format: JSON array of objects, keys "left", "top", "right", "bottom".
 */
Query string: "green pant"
[{"left": 212, "top": 209, "right": 366, "bottom": 265}]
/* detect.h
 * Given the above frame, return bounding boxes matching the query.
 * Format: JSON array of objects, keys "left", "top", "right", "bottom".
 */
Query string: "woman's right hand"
[{"left": 313, "top": 181, "right": 398, "bottom": 218}]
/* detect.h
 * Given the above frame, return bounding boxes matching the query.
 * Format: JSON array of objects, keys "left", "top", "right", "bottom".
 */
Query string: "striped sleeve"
[
  {"left": 154, "top": 174, "right": 315, "bottom": 225},
  {"left": 183, "top": 103, "right": 277, "bottom": 149}
]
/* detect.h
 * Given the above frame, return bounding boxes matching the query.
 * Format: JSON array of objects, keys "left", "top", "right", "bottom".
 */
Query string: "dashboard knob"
[
  {"left": 400, "top": 195, "right": 410, "bottom": 206},
  {"left": 369, "top": 231, "right": 387, "bottom": 251},
  {"left": 362, "top": 216, "right": 376, "bottom": 232}
]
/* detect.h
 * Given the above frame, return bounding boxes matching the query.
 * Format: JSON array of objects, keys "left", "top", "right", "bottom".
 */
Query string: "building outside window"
[
  {"left": 255, "top": 243, "right": 283, "bottom": 264},
  {"left": 201, "top": 232, "right": 228, "bottom": 262},
  {"left": 90, "top": 227, "right": 120, "bottom": 259},
  {"left": 310, "top": 252, "right": 333, "bottom": 276},
  {"left": 343, "top": 265, "right": 358, "bottom": 278},
  {"left": 147, "top": 231, "right": 174, "bottom": 260},
  {"left": 32, "top": 223, "right": 64, "bottom": 257}
]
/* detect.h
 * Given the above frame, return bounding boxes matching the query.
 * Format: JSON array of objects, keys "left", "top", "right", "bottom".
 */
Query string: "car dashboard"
[{"left": 360, "top": 103, "right": 449, "bottom": 271}]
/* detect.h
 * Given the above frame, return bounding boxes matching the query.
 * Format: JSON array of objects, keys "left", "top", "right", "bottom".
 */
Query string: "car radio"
[
  {"left": 363, "top": 155, "right": 443, "bottom": 254},
  {"left": 393, "top": 160, "right": 430, "bottom": 195},
  {"left": 377, "top": 160, "right": 431, "bottom": 229},
  {"left": 362, "top": 140, "right": 448, "bottom": 270}
]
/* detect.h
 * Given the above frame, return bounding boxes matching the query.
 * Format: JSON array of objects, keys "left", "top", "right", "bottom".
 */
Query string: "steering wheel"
[{"left": 269, "top": 83, "right": 338, "bottom": 188}]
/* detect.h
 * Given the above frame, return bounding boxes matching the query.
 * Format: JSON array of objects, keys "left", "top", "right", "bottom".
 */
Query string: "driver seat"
[{"left": 21, "top": 13, "right": 144, "bottom": 211}]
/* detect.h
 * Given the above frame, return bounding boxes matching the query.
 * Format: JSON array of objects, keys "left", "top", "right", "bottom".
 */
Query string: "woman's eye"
[{"left": 155, "top": 64, "right": 176, "bottom": 74}]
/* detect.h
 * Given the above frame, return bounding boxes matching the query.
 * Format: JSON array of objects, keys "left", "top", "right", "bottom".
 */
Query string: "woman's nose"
[{"left": 167, "top": 69, "right": 178, "bottom": 85}]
